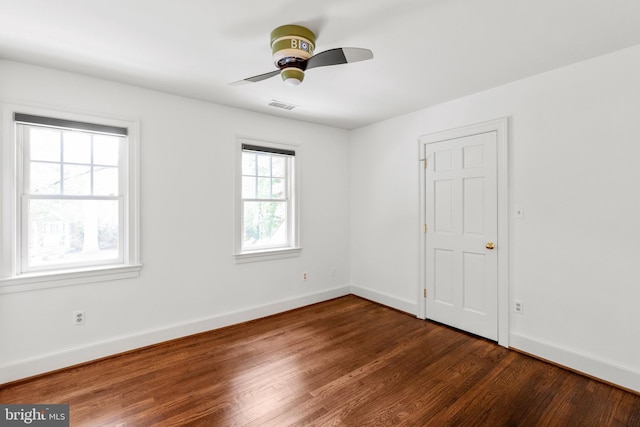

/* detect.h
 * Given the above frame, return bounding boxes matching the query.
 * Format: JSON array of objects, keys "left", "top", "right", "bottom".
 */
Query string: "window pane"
[
  {"left": 272, "top": 156, "right": 285, "bottom": 178},
  {"left": 30, "top": 162, "right": 61, "bottom": 194},
  {"left": 27, "top": 199, "right": 120, "bottom": 268},
  {"left": 94, "top": 166, "right": 119, "bottom": 196},
  {"left": 257, "top": 177, "right": 271, "bottom": 199},
  {"left": 242, "top": 176, "right": 256, "bottom": 199},
  {"left": 63, "top": 164, "right": 91, "bottom": 195},
  {"left": 243, "top": 201, "right": 287, "bottom": 249},
  {"left": 94, "top": 135, "right": 120, "bottom": 166},
  {"left": 63, "top": 131, "right": 91, "bottom": 164},
  {"left": 29, "top": 128, "right": 61, "bottom": 162},
  {"left": 242, "top": 152, "right": 256, "bottom": 175},
  {"left": 272, "top": 178, "right": 285, "bottom": 199},
  {"left": 257, "top": 154, "right": 271, "bottom": 176}
]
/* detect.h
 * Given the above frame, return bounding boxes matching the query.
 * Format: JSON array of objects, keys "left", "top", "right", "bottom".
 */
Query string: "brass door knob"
[{"left": 485, "top": 242, "right": 495, "bottom": 250}]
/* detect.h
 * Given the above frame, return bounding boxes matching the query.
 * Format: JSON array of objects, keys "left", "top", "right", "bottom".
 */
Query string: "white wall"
[
  {"left": 3, "top": 43, "right": 640, "bottom": 393},
  {"left": 0, "top": 60, "right": 351, "bottom": 382},
  {"left": 350, "top": 44, "right": 640, "bottom": 392}
]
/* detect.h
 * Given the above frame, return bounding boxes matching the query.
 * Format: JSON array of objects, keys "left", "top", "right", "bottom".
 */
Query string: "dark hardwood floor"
[{"left": 2, "top": 295, "right": 639, "bottom": 426}]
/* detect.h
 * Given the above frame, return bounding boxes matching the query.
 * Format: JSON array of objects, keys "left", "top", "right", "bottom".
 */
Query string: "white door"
[{"left": 423, "top": 130, "right": 498, "bottom": 341}]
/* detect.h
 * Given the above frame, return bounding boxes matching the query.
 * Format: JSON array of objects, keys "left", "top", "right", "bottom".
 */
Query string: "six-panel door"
[{"left": 424, "top": 131, "right": 498, "bottom": 341}]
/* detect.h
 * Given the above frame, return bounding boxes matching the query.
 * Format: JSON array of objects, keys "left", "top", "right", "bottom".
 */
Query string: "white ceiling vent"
[{"left": 268, "top": 100, "right": 297, "bottom": 110}]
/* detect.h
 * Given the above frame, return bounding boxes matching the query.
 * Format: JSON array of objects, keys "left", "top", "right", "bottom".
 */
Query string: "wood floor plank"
[{"left": 1, "top": 295, "right": 639, "bottom": 426}]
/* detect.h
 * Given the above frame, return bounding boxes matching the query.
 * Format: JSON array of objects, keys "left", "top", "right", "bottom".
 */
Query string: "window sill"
[
  {"left": 0, "top": 264, "right": 142, "bottom": 294},
  {"left": 234, "top": 247, "right": 302, "bottom": 264}
]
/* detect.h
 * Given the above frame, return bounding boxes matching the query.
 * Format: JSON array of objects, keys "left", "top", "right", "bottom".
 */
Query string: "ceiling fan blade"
[
  {"left": 229, "top": 69, "right": 280, "bottom": 86},
  {"left": 230, "top": 48, "right": 373, "bottom": 86},
  {"left": 306, "top": 48, "right": 373, "bottom": 70}
]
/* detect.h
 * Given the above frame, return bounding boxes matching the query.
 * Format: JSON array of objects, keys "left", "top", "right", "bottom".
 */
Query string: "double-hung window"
[
  {"left": 0, "top": 107, "right": 140, "bottom": 292},
  {"left": 235, "top": 140, "right": 300, "bottom": 262}
]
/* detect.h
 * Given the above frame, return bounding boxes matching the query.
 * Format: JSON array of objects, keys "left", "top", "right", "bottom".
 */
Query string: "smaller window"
[{"left": 235, "top": 140, "right": 300, "bottom": 262}]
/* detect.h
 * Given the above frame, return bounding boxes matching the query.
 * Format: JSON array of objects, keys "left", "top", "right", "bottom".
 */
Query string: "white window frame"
[
  {"left": 234, "top": 138, "right": 301, "bottom": 263},
  {"left": 0, "top": 104, "right": 141, "bottom": 293}
]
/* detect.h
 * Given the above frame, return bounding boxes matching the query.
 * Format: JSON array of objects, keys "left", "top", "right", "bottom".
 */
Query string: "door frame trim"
[{"left": 418, "top": 117, "right": 509, "bottom": 347}]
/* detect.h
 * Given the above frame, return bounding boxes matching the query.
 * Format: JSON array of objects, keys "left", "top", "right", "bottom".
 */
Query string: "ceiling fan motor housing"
[{"left": 271, "top": 25, "right": 316, "bottom": 86}]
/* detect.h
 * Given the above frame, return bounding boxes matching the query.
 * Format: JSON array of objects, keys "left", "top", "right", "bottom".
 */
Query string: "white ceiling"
[{"left": 1, "top": 0, "right": 640, "bottom": 129}]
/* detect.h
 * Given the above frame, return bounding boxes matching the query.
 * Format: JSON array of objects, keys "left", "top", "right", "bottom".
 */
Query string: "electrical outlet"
[
  {"left": 302, "top": 272, "right": 308, "bottom": 281},
  {"left": 73, "top": 310, "right": 86, "bottom": 326},
  {"left": 513, "top": 300, "right": 524, "bottom": 314}
]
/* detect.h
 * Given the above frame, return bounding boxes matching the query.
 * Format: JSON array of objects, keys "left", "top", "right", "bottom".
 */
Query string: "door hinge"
[
  {"left": 424, "top": 224, "right": 427, "bottom": 233},
  {"left": 423, "top": 289, "right": 427, "bottom": 298},
  {"left": 423, "top": 158, "right": 427, "bottom": 169}
]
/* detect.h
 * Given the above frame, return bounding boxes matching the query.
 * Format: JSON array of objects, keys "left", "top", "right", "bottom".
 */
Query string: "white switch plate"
[{"left": 514, "top": 205, "right": 524, "bottom": 219}]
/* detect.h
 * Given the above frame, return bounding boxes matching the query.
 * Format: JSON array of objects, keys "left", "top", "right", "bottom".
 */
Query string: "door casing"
[{"left": 418, "top": 118, "right": 509, "bottom": 347}]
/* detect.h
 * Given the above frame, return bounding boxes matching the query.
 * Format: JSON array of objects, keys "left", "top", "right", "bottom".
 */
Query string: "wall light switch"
[{"left": 514, "top": 205, "right": 524, "bottom": 219}]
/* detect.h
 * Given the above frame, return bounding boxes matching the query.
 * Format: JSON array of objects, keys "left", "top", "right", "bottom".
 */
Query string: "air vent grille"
[{"left": 268, "top": 100, "right": 297, "bottom": 110}]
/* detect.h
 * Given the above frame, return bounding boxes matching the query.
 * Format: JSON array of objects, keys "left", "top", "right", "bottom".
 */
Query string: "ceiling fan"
[{"left": 230, "top": 24, "right": 373, "bottom": 87}]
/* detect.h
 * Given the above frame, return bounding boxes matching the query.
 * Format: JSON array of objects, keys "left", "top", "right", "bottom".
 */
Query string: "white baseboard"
[
  {"left": 7, "top": 289, "right": 637, "bottom": 395},
  {"left": 1, "top": 286, "right": 350, "bottom": 384},
  {"left": 510, "top": 332, "right": 640, "bottom": 393},
  {"left": 350, "top": 283, "right": 418, "bottom": 316}
]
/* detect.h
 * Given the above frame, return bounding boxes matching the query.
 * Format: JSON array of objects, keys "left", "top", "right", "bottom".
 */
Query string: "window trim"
[
  {"left": 0, "top": 104, "right": 141, "bottom": 293},
  {"left": 234, "top": 137, "right": 301, "bottom": 263}
]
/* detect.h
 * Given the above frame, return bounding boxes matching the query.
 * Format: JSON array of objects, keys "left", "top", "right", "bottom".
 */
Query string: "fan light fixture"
[
  {"left": 229, "top": 24, "right": 373, "bottom": 87},
  {"left": 271, "top": 25, "right": 316, "bottom": 86}
]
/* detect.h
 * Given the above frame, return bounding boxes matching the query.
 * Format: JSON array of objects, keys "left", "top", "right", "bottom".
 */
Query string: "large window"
[
  {"left": 0, "top": 107, "right": 140, "bottom": 292},
  {"left": 235, "top": 140, "right": 300, "bottom": 262}
]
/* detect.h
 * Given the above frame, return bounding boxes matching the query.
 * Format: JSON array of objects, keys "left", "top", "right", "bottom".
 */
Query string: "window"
[
  {"left": 0, "top": 106, "right": 140, "bottom": 292},
  {"left": 235, "top": 140, "right": 300, "bottom": 262}
]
